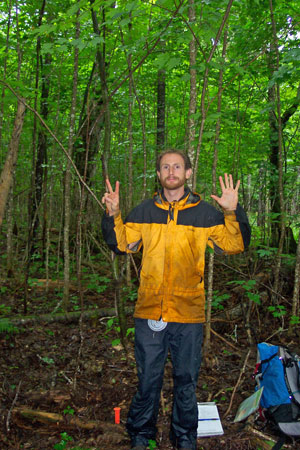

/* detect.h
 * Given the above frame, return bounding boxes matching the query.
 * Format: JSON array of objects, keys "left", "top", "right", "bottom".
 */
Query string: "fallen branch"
[
  {"left": 9, "top": 306, "right": 134, "bottom": 327},
  {"left": 249, "top": 435, "right": 275, "bottom": 450},
  {"left": 246, "top": 425, "right": 292, "bottom": 449},
  {"left": 24, "top": 389, "right": 71, "bottom": 404},
  {"left": 30, "top": 279, "right": 78, "bottom": 290},
  {"left": 13, "top": 407, "right": 123, "bottom": 433}
]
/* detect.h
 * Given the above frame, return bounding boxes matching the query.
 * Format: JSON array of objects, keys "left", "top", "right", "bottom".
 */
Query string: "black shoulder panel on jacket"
[
  {"left": 177, "top": 201, "right": 251, "bottom": 250},
  {"left": 177, "top": 201, "right": 224, "bottom": 227},
  {"left": 125, "top": 199, "right": 168, "bottom": 225},
  {"left": 101, "top": 214, "right": 126, "bottom": 255},
  {"left": 235, "top": 203, "right": 251, "bottom": 249}
]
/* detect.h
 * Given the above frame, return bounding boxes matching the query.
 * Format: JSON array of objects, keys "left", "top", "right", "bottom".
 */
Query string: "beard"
[{"left": 159, "top": 175, "right": 186, "bottom": 190}]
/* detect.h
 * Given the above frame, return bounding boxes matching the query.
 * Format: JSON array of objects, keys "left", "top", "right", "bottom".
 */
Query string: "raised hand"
[
  {"left": 102, "top": 178, "right": 120, "bottom": 216},
  {"left": 211, "top": 173, "right": 240, "bottom": 211}
]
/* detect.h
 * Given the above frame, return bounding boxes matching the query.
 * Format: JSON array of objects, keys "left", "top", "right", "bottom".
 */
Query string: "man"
[{"left": 101, "top": 150, "right": 251, "bottom": 450}]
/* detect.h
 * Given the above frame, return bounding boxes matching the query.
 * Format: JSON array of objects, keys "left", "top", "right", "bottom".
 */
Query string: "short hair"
[{"left": 156, "top": 149, "right": 192, "bottom": 171}]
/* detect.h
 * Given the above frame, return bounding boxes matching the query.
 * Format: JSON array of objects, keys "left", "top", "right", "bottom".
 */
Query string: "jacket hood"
[{"left": 153, "top": 187, "right": 201, "bottom": 210}]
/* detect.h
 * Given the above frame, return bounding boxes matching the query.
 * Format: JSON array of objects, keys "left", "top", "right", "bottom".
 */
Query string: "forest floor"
[{"left": 0, "top": 259, "right": 299, "bottom": 450}]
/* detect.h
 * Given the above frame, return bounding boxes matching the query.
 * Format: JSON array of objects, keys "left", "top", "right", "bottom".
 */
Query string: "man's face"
[{"left": 157, "top": 153, "right": 192, "bottom": 191}]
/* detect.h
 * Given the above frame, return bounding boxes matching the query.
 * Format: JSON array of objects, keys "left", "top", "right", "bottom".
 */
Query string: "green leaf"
[
  {"left": 41, "top": 43, "right": 54, "bottom": 54},
  {"left": 126, "top": 1, "right": 139, "bottom": 12},
  {"left": 166, "top": 57, "right": 181, "bottom": 70},
  {"left": 247, "top": 292, "right": 261, "bottom": 305},
  {"left": 71, "top": 38, "right": 87, "bottom": 50}
]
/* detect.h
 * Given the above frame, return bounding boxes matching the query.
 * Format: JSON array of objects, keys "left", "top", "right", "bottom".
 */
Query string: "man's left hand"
[{"left": 211, "top": 173, "right": 240, "bottom": 211}]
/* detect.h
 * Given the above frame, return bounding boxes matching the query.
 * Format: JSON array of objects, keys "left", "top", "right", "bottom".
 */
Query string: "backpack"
[{"left": 254, "top": 342, "right": 300, "bottom": 450}]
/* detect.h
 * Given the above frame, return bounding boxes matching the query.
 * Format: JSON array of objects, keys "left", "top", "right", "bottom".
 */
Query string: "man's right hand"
[{"left": 102, "top": 178, "right": 120, "bottom": 216}]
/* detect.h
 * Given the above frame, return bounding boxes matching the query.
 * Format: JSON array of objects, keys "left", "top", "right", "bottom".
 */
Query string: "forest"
[{"left": 0, "top": 0, "right": 299, "bottom": 449}]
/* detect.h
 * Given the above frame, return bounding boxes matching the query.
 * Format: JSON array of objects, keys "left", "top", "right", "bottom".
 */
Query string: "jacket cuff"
[{"left": 223, "top": 210, "right": 236, "bottom": 216}]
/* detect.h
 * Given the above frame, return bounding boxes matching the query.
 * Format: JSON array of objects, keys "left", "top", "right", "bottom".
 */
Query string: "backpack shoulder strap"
[
  {"left": 261, "top": 352, "right": 278, "bottom": 366},
  {"left": 279, "top": 347, "right": 300, "bottom": 407},
  {"left": 272, "top": 434, "right": 286, "bottom": 450}
]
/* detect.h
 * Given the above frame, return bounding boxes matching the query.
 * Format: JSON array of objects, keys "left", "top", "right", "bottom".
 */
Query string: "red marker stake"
[{"left": 114, "top": 407, "right": 121, "bottom": 424}]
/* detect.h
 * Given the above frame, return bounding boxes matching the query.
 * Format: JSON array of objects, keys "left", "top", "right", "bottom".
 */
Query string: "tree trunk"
[
  {"left": 186, "top": 0, "right": 197, "bottom": 179},
  {"left": 30, "top": 52, "right": 51, "bottom": 260},
  {"left": 125, "top": 38, "right": 134, "bottom": 288},
  {"left": 204, "top": 26, "right": 228, "bottom": 350},
  {"left": 120, "top": 25, "right": 148, "bottom": 199},
  {"left": 63, "top": 5, "right": 80, "bottom": 310},
  {"left": 26, "top": 0, "right": 47, "bottom": 262},
  {"left": 192, "top": 0, "right": 234, "bottom": 189},
  {"left": 267, "top": 48, "right": 281, "bottom": 248},
  {"left": 268, "top": 71, "right": 300, "bottom": 249},
  {"left": 156, "top": 68, "right": 166, "bottom": 151},
  {"left": 112, "top": 256, "right": 128, "bottom": 351},
  {"left": 0, "top": 100, "right": 26, "bottom": 226},
  {"left": 24, "top": 0, "right": 47, "bottom": 314},
  {"left": 246, "top": 174, "right": 251, "bottom": 213},
  {"left": 288, "top": 231, "right": 300, "bottom": 334},
  {"left": 6, "top": 186, "right": 14, "bottom": 277},
  {"left": 0, "top": 0, "right": 12, "bottom": 148},
  {"left": 91, "top": 1, "right": 111, "bottom": 167},
  {"left": 269, "top": 0, "right": 286, "bottom": 302},
  {"left": 127, "top": 52, "right": 134, "bottom": 213},
  {"left": 257, "top": 166, "right": 265, "bottom": 227},
  {"left": 5, "top": 0, "right": 22, "bottom": 277}
]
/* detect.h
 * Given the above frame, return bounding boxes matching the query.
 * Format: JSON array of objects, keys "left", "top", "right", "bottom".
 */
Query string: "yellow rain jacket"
[{"left": 102, "top": 189, "right": 251, "bottom": 323}]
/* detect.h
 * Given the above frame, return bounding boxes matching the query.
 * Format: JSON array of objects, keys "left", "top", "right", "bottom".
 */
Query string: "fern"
[{"left": 0, "top": 318, "right": 19, "bottom": 334}]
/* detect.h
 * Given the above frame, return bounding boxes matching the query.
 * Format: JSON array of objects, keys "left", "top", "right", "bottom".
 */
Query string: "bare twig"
[
  {"left": 88, "top": 231, "right": 111, "bottom": 262},
  {"left": 265, "top": 326, "right": 287, "bottom": 342},
  {"left": 210, "top": 327, "right": 240, "bottom": 352},
  {"left": 224, "top": 349, "right": 251, "bottom": 418},
  {"left": 246, "top": 425, "right": 285, "bottom": 448},
  {"left": 6, "top": 380, "right": 22, "bottom": 432},
  {"left": 129, "top": 253, "right": 140, "bottom": 280},
  {"left": 59, "top": 371, "right": 73, "bottom": 384},
  {"left": 73, "top": 313, "right": 84, "bottom": 390}
]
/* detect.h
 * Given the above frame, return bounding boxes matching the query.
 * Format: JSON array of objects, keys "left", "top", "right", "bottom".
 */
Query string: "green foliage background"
[{"left": 0, "top": 0, "right": 299, "bottom": 271}]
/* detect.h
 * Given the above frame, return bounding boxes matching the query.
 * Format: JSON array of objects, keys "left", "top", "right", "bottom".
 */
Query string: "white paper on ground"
[{"left": 197, "top": 402, "right": 224, "bottom": 437}]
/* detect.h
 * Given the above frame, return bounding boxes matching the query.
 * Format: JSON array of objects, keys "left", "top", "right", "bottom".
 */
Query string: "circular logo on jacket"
[{"left": 148, "top": 318, "right": 168, "bottom": 332}]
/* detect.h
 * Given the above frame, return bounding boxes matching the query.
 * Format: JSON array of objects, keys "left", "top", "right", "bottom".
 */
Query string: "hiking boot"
[
  {"left": 130, "top": 446, "right": 147, "bottom": 450},
  {"left": 175, "top": 445, "right": 196, "bottom": 450},
  {"left": 177, "top": 447, "right": 196, "bottom": 450}
]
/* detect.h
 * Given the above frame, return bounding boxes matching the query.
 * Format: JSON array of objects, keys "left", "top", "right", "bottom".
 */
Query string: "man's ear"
[
  {"left": 157, "top": 170, "right": 161, "bottom": 180},
  {"left": 186, "top": 168, "right": 192, "bottom": 180}
]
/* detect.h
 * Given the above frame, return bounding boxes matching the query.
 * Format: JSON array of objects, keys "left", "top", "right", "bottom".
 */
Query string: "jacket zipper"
[
  {"left": 163, "top": 202, "right": 176, "bottom": 320},
  {"left": 168, "top": 202, "right": 175, "bottom": 221}
]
